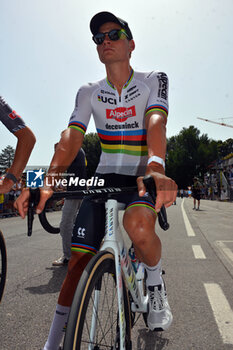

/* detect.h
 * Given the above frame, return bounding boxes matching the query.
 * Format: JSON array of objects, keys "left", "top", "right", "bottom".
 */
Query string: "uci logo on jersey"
[
  {"left": 98, "top": 95, "right": 117, "bottom": 105},
  {"left": 26, "top": 169, "right": 45, "bottom": 188}
]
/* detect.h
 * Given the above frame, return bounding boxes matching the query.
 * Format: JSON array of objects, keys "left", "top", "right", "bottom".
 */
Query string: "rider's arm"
[
  {"left": 14, "top": 127, "right": 84, "bottom": 218},
  {"left": 44, "top": 128, "right": 84, "bottom": 191},
  {"left": 137, "top": 72, "right": 177, "bottom": 210},
  {"left": 145, "top": 111, "right": 167, "bottom": 176},
  {"left": 43, "top": 82, "right": 93, "bottom": 193},
  {"left": 15, "top": 84, "right": 92, "bottom": 218},
  {"left": 138, "top": 111, "right": 176, "bottom": 211},
  {"left": 43, "top": 83, "right": 93, "bottom": 192},
  {"left": 144, "top": 70, "right": 168, "bottom": 175}
]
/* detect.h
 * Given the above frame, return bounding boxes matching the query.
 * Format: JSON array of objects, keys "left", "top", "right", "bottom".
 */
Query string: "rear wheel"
[{"left": 63, "top": 251, "right": 132, "bottom": 350}]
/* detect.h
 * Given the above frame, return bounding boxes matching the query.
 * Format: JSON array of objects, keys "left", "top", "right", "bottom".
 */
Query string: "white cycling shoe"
[{"left": 147, "top": 281, "right": 173, "bottom": 331}]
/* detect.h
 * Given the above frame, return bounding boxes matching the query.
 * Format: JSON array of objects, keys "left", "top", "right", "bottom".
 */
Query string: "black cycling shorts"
[{"left": 71, "top": 173, "right": 156, "bottom": 256}]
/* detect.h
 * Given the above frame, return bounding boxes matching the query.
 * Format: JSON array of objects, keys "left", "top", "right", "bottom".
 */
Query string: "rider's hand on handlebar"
[
  {"left": 14, "top": 187, "right": 54, "bottom": 219},
  {"left": 137, "top": 167, "right": 177, "bottom": 213}
]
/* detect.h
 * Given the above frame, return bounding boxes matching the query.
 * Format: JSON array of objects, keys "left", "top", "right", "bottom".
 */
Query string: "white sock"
[
  {"left": 144, "top": 259, "right": 162, "bottom": 287},
  {"left": 43, "top": 304, "right": 70, "bottom": 350}
]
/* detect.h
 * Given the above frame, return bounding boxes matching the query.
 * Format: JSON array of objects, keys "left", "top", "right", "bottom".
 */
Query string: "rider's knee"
[
  {"left": 67, "top": 251, "right": 92, "bottom": 278},
  {"left": 123, "top": 207, "right": 156, "bottom": 244}
]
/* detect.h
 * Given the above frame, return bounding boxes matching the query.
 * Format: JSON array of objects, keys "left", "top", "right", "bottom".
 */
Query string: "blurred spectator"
[{"left": 192, "top": 177, "right": 202, "bottom": 210}]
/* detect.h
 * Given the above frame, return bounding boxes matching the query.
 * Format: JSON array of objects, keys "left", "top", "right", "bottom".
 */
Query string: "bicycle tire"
[
  {"left": 63, "top": 251, "right": 132, "bottom": 350},
  {"left": 0, "top": 230, "right": 7, "bottom": 303}
]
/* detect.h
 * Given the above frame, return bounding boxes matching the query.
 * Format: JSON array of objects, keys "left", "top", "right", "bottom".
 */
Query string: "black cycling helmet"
[{"left": 90, "top": 11, "right": 133, "bottom": 40}]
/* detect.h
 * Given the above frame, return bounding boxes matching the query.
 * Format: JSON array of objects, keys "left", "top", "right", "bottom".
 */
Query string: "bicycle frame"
[{"left": 90, "top": 198, "right": 148, "bottom": 350}]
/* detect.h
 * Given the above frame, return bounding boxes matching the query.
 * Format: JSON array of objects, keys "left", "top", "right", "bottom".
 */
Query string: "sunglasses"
[{"left": 92, "top": 29, "right": 129, "bottom": 45}]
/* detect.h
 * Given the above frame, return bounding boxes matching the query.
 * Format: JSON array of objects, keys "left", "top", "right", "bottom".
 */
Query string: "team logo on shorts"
[
  {"left": 26, "top": 169, "right": 45, "bottom": 188},
  {"left": 77, "top": 227, "right": 86, "bottom": 238}
]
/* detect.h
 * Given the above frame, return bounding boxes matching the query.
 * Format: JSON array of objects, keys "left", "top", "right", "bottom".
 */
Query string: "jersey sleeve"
[
  {"left": 0, "top": 96, "right": 26, "bottom": 134},
  {"left": 68, "top": 84, "right": 93, "bottom": 135},
  {"left": 145, "top": 72, "right": 169, "bottom": 119}
]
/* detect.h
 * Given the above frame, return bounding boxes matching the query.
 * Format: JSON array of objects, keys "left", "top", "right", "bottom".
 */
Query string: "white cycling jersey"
[
  {"left": 0, "top": 96, "right": 26, "bottom": 134},
  {"left": 68, "top": 69, "right": 169, "bottom": 176}
]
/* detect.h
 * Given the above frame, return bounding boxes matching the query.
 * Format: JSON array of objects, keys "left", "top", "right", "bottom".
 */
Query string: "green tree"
[
  {"left": 166, "top": 126, "right": 218, "bottom": 188},
  {"left": 0, "top": 145, "right": 15, "bottom": 172},
  {"left": 217, "top": 138, "right": 233, "bottom": 158},
  {"left": 82, "top": 133, "right": 101, "bottom": 178}
]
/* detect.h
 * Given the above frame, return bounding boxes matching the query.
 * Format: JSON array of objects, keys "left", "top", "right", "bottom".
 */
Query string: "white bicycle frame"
[{"left": 89, "top": 198, "right": 148, "bottom": 350}]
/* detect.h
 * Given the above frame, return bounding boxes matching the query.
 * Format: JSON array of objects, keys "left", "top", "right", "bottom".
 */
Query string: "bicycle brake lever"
[
  {"left": 143, "top": 175, "right": 169, "bottom": 231},
  {"left": 27, "top": 188, "right": 40, "bottom": 236},
  {"left": 158, "top": 206, "right": 169, "bottom": 231}
]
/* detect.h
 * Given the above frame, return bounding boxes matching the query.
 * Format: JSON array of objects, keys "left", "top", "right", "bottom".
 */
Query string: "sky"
[{"left": 0, "top": 0, "right": 233, "bottom": 166}]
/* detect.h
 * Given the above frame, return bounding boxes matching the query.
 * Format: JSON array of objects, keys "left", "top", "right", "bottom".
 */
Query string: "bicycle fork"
[{"left": 101, "top": 199, "right": 128, "bottom": 350}]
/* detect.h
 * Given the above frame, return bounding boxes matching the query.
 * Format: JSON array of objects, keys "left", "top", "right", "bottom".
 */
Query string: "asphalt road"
[{"left": 0, "top": 197, "right": 233, "bottom": 350}]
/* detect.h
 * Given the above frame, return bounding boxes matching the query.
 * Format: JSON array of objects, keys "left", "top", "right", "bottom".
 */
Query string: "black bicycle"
[{"left": 0, "top": 230, "right": 7, "bottom": 303}]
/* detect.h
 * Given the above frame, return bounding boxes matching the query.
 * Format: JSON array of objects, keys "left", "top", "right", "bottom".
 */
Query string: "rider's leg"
[
  {"left": 43, "top": 199, "right": 105, "bottom": 350},
  {"left": 123, "top": 205, "right": 161, "bottom": 275},
  {"left": 123, "top": 205, "right": 173, "bottom": 331},
  {"left": 43, "top": 252, "right": 93, "bottom": 350}
]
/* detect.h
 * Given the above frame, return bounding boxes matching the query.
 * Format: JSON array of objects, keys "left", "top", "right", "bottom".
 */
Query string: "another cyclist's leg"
[
  {"left": 53, "top": 198, "right": 82, "bottom": 265},
  {"left": 123, "top": 205, "right": 173, "bottom": 331},
  {"left": 43, "top": 200, "right": 105, "bottom": 350}
]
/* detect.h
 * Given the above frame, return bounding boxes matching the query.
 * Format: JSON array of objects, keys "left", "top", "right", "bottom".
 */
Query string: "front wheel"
[
  {"left": 0, "top": 230, "right": 7, "bottom": 303},
  {"left": 63, "top": 251, "right": 132, "bottom": 350}
]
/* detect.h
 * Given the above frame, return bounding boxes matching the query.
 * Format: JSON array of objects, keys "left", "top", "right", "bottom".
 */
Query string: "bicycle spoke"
[
  {"left": 64, "top": 252, "right": 131, "bottom": 350},
  {"left": 80, "top": 273, "right": 119, "bottom": 349}
]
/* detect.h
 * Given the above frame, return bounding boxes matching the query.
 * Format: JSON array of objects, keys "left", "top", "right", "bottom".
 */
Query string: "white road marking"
[
  {"left": 204, "top": 283, "right": 233, "bottom": 344},
  {"left": 181, "top": 199, "right": 196, "bottom": 236},
  {"left": 192, "top": 244, "right": 206, "bottom": 259},
  {"left": 215, "top": 241, "right": 233, "bottom": 267}
]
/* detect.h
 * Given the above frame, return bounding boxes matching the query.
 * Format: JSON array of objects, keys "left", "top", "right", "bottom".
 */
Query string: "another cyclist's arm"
[
  {"left": 15, "top": 128, "right": 84, "bottom": 218},
  {"left": 137, "top": 111, "right": 177, "bottom": 212},
  {"left": 0, "top": 96, "right": 36, "bottom": 193},
  {"left": 0, "top": 127, "right": 36, "bottom": 194}
]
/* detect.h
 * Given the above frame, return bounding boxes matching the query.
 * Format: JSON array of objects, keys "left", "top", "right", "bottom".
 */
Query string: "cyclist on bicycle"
[
  {"left": 0, "top": 95, "right": 36, "bottom": 194},
  {"left": 15, "top": 11, "right": 177, "bottom": 349}
]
